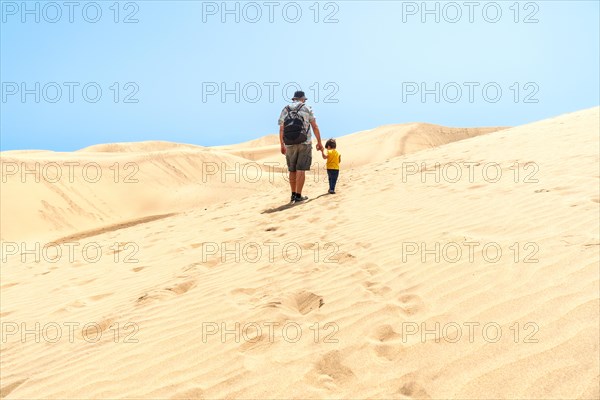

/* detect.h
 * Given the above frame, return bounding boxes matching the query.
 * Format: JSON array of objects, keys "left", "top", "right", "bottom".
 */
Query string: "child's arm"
[
  {"left": 339, "top": 154, "right": 341, "bottom": 163},
  {"left": 321, "top": 149, "right": 327, "bottom": 160}
]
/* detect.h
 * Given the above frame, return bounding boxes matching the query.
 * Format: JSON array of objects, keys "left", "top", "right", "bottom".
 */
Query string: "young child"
[{"left": 320, "top": 138, "right": 341, "bottom": 194}]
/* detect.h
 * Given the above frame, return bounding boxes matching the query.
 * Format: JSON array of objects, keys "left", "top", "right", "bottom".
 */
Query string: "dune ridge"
[{"left": 77, "top": 141, "right": 207, "bottom": 153}]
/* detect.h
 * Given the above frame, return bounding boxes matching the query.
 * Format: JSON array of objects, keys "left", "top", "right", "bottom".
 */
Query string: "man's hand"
[
  {"left": 279, "top": 124, "right": 286, "bottom": 155},
  {"left": 316, "top": 142, "right": 323, "bottom": 151}
]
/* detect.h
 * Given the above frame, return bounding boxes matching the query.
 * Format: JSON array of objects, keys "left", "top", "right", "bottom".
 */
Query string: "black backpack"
[{"left": 283, "top": 104, "right": 310, "bottom": 145}]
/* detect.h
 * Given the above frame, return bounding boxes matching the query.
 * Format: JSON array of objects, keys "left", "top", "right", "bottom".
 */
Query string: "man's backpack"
[{"left": 283, "top": 104, "right": 309, "bottom": 145}]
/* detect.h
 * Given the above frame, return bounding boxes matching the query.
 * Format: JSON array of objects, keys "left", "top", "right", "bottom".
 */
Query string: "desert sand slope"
[
  {"left": 215, "top": 134, "right": 280, "bottom": 149},
  {"left": 0, "top": 123, "right": 503, "bottom": 242},
  {"left": 0, "top": 149, "right": 278, "bottom": 242},
  {"left": 1, "top": 107, "right": 599, "bottom": 399},
  {"left": 218, "top": 123, "right": 506, "bottom": 166}
]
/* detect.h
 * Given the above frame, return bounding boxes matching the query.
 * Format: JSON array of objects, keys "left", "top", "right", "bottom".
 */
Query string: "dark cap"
[{"left": 292, "top": 91, "right": 307, "bottom": 101}]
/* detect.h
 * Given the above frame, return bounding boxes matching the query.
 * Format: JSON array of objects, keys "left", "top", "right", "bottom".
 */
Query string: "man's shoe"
[
  {"left": 290, "top": 194, "right": 296, "bottom": 204},
  {"left": 295, "top": 194, "right": 308, "bottom": 202}
]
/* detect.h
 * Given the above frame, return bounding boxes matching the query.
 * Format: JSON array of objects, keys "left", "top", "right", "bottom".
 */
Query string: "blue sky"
[{"left": 1, "top": 0, "right": 599, "bottom": 151}]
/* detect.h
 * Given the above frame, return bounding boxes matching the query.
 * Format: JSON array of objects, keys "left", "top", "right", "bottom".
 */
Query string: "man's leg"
[
  {"left": 295, "top": 171, "right": 306, "bottom": 194},
  {"left": 286, "top": 145, "right": 298, "bottom": 201},
  {"left": 289, "top": 171, "right": 297, "bottom": 193},
  {"left": 294, "top": 144, "right": 311, "bottom": 199}
]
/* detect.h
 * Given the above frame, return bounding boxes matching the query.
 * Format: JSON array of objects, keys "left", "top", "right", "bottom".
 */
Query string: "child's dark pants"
[{"left": 327, "top": 169, "right": 339, "bottom": 192}]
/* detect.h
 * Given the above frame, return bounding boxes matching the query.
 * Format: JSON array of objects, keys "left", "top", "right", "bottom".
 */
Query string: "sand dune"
[
  {"left": 218, "top": 123, "right": 506, "bottom": 167},
  {"left": 0, "top": 149, "right": 276, "bottom": 242},
  {"left": 1, "top": 108, "right": 598, "bottom": 399},
  {"left": 215, "top": 134, "right": 280, "bottom": 149},
  {"left": 78, "top": 141, "right": 206, "bottom": 153},
  {"left": 0, "top": 123, "right": 504, "bottom": 242}
]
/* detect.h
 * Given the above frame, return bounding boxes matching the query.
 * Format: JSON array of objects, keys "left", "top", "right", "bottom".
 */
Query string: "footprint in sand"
[
  {"left": 361, "top": 262, "right": 381, "bottom": 276},
  {"left": 300, "top": 242, "right": 317, "bottom": 250},
  {"left": 333, "top": 252, "right": 356, "bottom": 264},
  {"left": 66, "top": 300, "right": 87, "bottom": 309},
  {"left": 258, "top": 290, "right": 324, "bottom": 315},
  {"left": 396, "top": 294, "right": 426, "bottom": 316},
  {"left": 284, "top": 290, "right": 324, "bottom": 315},
  {"left": 132, "top": 266, "right": 145, "bottom": 272},
  {"left": 165, "top": 280, "right": 196, "bottom": 294},
  {"left": 369, "top": 324, "right": 403, "bottom": 361},
  {"left": 306, "top": 350, "right": 356, "bottom": 387},
  {"left": 363, "top": 281, "right": 392, "bottom": 298},
  {"left": 396, "top": 373, "right": 431, "bottom": 399},
  {"left": 371, "top": 324, "right": 401, "bottom": 342}
]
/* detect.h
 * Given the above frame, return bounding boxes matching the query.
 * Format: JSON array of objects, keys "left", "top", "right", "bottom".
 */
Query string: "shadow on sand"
[{"left": 261, "top": 193, "right": 330, "bottom": 214}]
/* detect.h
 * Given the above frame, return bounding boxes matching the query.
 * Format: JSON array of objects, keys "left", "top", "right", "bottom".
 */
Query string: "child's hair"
[{"left": 325, "top": 138, "right": 337, "bottom": 149}]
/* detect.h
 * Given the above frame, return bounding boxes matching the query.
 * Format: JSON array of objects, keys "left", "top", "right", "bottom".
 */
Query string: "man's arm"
[
  {"left": 311, "top": 119, "right": 323, "bottom": 151},
  {"left": 279, "top": 124, "right": 286, "bottom": 155}
]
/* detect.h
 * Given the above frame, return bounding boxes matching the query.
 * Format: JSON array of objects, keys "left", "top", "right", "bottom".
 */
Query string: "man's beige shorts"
[{"left": 285, "top": 143, "right": 312, "bottom": 172}]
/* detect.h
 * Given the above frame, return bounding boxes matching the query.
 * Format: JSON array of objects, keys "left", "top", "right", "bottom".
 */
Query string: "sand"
[{"left": 0, "top": 108, "right": 598, "bottom": 399}]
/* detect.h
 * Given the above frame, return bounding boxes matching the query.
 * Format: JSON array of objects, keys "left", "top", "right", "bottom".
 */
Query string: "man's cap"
[{"left": 292, "top": 90, "right": 307, "bottom": 100}]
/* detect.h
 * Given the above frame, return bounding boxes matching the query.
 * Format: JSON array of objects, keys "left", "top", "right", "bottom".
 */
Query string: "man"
[{"left": 278, "top": 90, "right": 323, "bottom": 203}]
